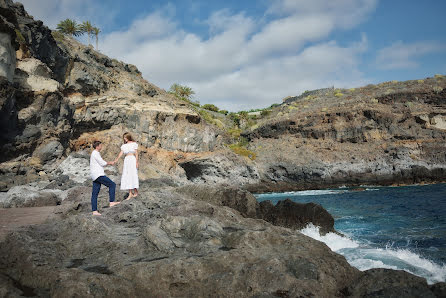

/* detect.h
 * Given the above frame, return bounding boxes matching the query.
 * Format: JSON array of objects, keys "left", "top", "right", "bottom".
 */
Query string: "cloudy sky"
[{"left": 18, "top": 0, "right": 446, "bottom": 111}]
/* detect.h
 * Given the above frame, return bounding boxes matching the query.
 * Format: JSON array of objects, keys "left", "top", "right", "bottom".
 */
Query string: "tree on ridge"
[
  {"left": 56, "top": 19, "right": 83, "bottom": 37},
  {"left": 169, "top": 83, "right": 195, "bottom": 101},
  {"left": 80, "top": 21, "right": 94, "bottom": 46},
  {"left": 93, "top": 26, "right": 101, "bottom": 50}
]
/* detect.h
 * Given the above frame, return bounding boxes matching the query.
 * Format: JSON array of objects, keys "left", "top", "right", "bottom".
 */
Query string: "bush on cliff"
[{"left": 202, "top": 104, "right": 219, "bottom": 112}]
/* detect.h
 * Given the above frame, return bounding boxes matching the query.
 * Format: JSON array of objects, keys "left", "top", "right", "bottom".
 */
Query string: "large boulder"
[
  {"left": 0, "top": 184, "right": 64, "bottom": 208},
  {"left": 178, "top": 185, "right": 258, "bottom": 218},
  {"left": 257, "top": 199, "right": 335, "bottom": 234},
  {"left": 179, "top": 185, "right": 335, "bottom": 233},
  {"left": 33, "top": 140, "right": 63, "bottom": 163}
]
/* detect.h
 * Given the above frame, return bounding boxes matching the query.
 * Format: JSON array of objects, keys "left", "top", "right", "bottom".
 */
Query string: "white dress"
[{"left": 120, "top": 142, "right": 139, "bottom": 190}]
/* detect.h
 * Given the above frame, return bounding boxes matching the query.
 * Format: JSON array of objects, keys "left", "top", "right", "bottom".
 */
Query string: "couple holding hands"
[{"left": 89, "top": 132, "right": 139, "bottom": 215}]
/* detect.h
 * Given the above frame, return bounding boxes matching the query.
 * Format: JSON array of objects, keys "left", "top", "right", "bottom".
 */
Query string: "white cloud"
[
  {"left": 376, "top": 41, "right": 446, "bottom": 70},
  {"left": 19, "top": 0, "right": 377, "bottom": 111},
  {"left": 191, "top": 36, "right": 369, "bottom": 110},
  {"left": 18, "top": 0, "right": 115, "bottom": 30}
]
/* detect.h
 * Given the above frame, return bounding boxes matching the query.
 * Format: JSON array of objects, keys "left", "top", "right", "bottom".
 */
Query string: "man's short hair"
[{"left": 92, "top": 140, "right": 102, "bottom": 149}]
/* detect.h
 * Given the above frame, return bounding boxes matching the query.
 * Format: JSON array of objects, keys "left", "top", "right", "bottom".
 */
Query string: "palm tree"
[
  {"left": 169, "top": 83, "right": 196, "bottom": 103},
  {"left": 56, "top": 19, "right": 83, "bottom": 37},
  {"left": 179, "top": 85, "right": 195, "bottom": 100},
  {"left": 80, "top": 21, "right": 94, "bottom": 46},
  {"left": 93, "top": 27, "right": 101, "bottom": 50}
]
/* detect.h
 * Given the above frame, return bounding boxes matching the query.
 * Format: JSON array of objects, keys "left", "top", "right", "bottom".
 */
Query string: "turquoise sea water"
[{"left": 255, "top": 184, "right": 446, "bottom": 284}]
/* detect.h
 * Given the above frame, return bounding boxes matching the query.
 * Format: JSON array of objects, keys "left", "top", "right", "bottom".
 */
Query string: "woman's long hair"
[{"left": 123, "top": 132, "right": 134, "bottom": 144}]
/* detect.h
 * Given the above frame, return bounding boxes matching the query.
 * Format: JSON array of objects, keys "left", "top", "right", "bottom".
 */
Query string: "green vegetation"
[
  {"left": 417, "top": 79, "right": 424, "bottom": 84},
  {"left": 334, "top": 92, "right": 344, "bottom": 97},
  {"left": 51, "top": 31, "right": 65, "bottom": 42},
  {"left": 56, "top": 19, "right": 101, "bottom": 49},
  {"left": 202, "top": 104, "right": 219, "bottom": 112},
  {"left": 433, "top": 86, "right": 443, "bottom": 94},
  {"left": 228, "top": 144, "right": 256, "bottom": 160},
  {"left": 169, "top": 83, "right": 199, "bottom": 106},
  {"left": 57, "top": 19, "right": 83, "bottom": 36},
  {"left": 434, "top": 74, "right": 444, "bottom": 79},
  {"left": 80, "top": 21, "right": 94, "bottom": 45},
  {"left": 14, "top": 29, "right": 25, "bottom": 44},
  {"left": 227, "top": 137, "right": 256, "bottom": 160},
  {"left": 260, "top": 110, "right": 271, "bottom": 117},
  {"left": 198, "top": 109, "right": 224, "bottom": 129},
  {"left": 93, "top": 27, "right": 101, "bottom": 50}
]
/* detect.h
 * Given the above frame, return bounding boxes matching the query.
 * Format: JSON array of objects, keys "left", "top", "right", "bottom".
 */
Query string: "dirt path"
[{"left": 0, "top": 206, "right": 57, "bottom": 241}]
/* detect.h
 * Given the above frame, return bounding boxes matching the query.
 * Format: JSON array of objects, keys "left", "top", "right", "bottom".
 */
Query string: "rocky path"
[{"left": 0, "top": 206, "right": 56, "bottom": 241}]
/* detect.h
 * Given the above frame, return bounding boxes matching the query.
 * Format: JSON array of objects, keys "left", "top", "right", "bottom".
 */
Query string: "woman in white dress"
[{"left": 113, "top": 132, "right": 139, "bottom": 199}]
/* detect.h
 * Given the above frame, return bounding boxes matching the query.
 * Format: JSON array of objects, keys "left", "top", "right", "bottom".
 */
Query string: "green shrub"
[
  {"left": 228, "top": 128, "right": 242, "bottom": 139},
  {"left": 228, "top": 143, "right": 256, "bottom": 160},
  {"left": 15, "top": 29, "right": 25, "bottom": 44},
  {"left": 218, "top": 110, "right": 229, "bottom": 115},
  {"left": 228, "top": 112, "right": 241, "bottom": 126},
  {"left": 434, "top": 74, "right": 444, "bottom": 79},
  {"left": 334, "top": 92, "right": 344, "bottom": 97},
  {"left": 239, "top": 111, "right": 248, "bottom": 119},
  {"left": 202, "top": 104, "right": 219, "bottom": 112},
  {"left": 433, "top": 86, "right": 443, "bottom": 94},
  {"left": 260, "top": 110, "right": 271, "bottom": 117},
  {"left": 198, "top": 109, "right": 213, "bottom": 123},
  {"left": 417, "top": 79, "right": 424, "bottom": 84}
]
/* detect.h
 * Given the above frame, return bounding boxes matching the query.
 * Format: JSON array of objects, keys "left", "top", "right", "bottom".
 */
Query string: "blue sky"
[{"left": 19, "top": 0, "right": 446, "bottom": 111}]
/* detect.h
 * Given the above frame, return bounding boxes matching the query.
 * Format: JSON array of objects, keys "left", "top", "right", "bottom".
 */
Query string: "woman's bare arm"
[
  {"left": 135, "top": 149, "right": 139, "bottom": 169},
  {"left": 113, "top": 151, "right": 123, "bottom": 164}
]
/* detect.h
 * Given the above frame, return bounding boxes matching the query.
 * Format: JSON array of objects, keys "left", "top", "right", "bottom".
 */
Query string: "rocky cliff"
[
  {"left": 240, "top": 78, "right": 446, "bottom": 192},
  {"left": 0, "top": 0, "right": 237, "bottom": 192},
  {"left": 2, "top": 0, "right": 445, "bottom": 193}
]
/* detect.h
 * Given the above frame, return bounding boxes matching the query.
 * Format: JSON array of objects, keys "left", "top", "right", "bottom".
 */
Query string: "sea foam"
[{"left": 300, "top": 224, "right": 446, "bottom": 284}]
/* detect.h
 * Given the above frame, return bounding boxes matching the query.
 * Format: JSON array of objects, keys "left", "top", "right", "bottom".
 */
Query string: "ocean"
[{"left": 254, "top": 183, "right": 446, "bottom": 284}]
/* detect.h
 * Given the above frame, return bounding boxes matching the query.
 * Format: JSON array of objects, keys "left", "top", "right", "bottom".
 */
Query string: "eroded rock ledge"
[{"left": 0, "top": 183, "right": 444, "bottom": 297}]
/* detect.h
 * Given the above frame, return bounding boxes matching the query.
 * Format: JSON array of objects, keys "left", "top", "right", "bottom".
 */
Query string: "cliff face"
[
  {"left": 0, "top": 0, "right": 233, "bottom": 191},
  {"left": 241, "top": 79, "right": 446, "bottom": 191},
  {"left": 2, "top": 0, "right": 445, "bottom": 192}
]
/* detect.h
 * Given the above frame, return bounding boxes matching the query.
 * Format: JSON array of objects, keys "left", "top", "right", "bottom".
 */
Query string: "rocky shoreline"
[{"left": 1, "top": 181, "right": 445, "bottom": 297}]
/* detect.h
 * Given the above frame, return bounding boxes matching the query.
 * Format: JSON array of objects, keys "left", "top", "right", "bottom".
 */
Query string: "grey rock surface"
[
  {"left": 346, "top": 268, "right": 443, "bottom": 297},
  {"left": 0, "top": 184, "right": 65, "bottom": 208},
  {"left": 0, "top": 183, "right": 359, "bottom": 297},
  {"left": 1, "top": 182, "right": 443, "bottom": 297}
]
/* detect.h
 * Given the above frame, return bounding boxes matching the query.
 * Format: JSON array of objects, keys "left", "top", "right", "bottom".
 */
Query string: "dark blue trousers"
[{"left": 91, "top": 176, "right": 116, "bottom": 211}]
